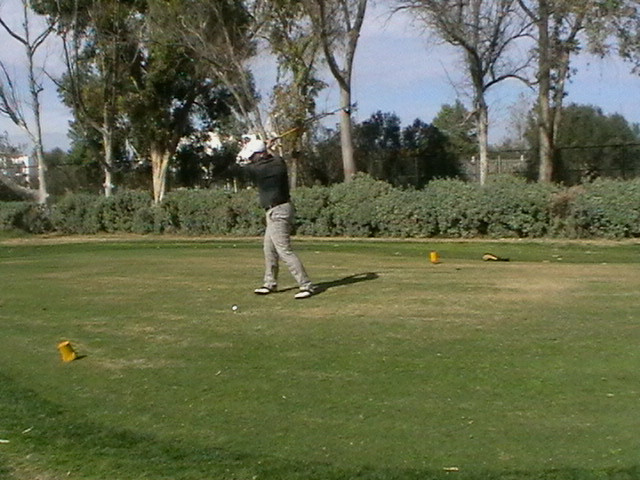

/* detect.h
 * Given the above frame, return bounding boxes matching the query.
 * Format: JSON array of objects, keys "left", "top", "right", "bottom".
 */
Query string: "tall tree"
[
  {"left": 396, "top": 0, "right": 532, "bottom": 185},
  {"left": 517, "top": 0, "right": 595, "bottom": 182},
  {"left": 304, "top": 0, "right": 368, "bottom": 182},
  {"left": 50, "top": 0, "right": 141, "bottom": 197},
  {"left": 122, "top": 0, "right": 231, "bottom": 204},
  {"left": 0, "top": 0, "right": 56, "bottom": 203}
]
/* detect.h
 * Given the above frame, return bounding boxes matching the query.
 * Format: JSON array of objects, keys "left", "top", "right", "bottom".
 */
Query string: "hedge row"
[{"left": 2, "top": 175, "right": 640, "bottom": 239}]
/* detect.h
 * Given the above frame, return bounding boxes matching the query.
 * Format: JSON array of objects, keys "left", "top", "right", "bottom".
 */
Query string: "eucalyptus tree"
[
  {"left": 47, "top": 0, "right": 141, "bottom": 197},
  {"left": 303, "top": 0, "right": 368, "bottom": 182},
  {"left": 122, "top": 0, "right": 233, "bottom": 204},
  {"left": 396, "top": 0, "right": 532, "bottom": 185},
  {"left": 0, "top": 0, "right": 56, "bottom": 203}
]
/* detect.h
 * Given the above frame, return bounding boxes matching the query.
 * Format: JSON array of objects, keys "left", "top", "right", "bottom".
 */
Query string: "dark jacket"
[{"left": 245, "top": 154, "right": 290, "bottom": 210}]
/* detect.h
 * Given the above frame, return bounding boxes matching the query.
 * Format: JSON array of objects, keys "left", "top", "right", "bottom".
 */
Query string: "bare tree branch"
[
  {"left": 0, "top": 15, "right": 28, "bottom": 46},
  {"left": 0, "top": 63, "right": 28, "bottom": 129},
  {"left": 0, "top": 0, "right": 57, "bottom": 203}
]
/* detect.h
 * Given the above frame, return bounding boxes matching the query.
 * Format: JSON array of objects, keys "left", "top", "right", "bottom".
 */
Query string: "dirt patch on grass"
[
  {"left": 486, "top": 263, "right": 581, "bottom": 301},
  {"left": 95, "top": 356, "right": 177, "bottom": 371},
  {"left": 432, "top": 262, "right": 640, "bottom": 322}
]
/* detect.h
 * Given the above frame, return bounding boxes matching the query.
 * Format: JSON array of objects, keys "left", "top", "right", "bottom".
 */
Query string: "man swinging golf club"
[{"left": 236, "top": 135, "right": 315, "bottom": 299}]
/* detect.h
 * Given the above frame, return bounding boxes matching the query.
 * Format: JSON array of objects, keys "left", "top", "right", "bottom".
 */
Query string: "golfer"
[{"left": 236, "top": 135, "right": 315, "bottom": 299}]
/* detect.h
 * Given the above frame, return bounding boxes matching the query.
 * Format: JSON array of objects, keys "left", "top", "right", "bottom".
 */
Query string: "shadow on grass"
[
  {"left": 313, "top": 272, "right": 379, "bottom": 295},
  {"left": 278, "top": 272, "right": 379, "bottom": 296},
  {"left": 2, "top": 375, "right": 640, "bottom": 480}
]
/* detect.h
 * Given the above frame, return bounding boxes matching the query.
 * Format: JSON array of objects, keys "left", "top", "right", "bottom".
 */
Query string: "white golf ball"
[{"left": 231, "top": 304, "right": 238, "bottom": 312}]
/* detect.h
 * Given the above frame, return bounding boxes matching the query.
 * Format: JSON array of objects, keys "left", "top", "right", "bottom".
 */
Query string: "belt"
[{"left": 265, "top": 201, "right": 289, "bottom": 211}]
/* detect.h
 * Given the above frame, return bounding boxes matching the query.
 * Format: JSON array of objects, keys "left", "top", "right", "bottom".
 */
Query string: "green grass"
[{"left": 1, "top": 236, "right": 640, "bottom": 480}]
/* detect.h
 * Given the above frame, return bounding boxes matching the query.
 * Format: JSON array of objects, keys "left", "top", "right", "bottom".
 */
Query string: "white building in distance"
[{"left": 0, "top": 152, "right": 37, "bottom": 186}]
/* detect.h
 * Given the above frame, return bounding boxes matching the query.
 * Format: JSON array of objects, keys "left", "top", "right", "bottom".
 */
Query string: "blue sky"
[{"left": 1, "top": 0, "right": 639, "bottom": 152}]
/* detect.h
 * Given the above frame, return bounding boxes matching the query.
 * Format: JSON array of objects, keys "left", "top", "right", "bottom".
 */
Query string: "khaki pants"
[{"left": 263, "top": 202, "right": 311, "bottom": 290}]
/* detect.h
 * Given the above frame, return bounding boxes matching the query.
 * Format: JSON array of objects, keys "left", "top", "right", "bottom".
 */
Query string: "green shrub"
[
  {"left": 98, "top": 190, "right": 152, "bottom": 233},
  {"left": 0, "top": 202, "right": 52, "bottom": 233},
  {"left": 163, "top": 189, "right": 235, "bottom": 235},
  {"left": 157, "top": 193, "right": 181, "bottom": 233},
  {"left": 51, "top": 194, "right": 101, "bottom": 234},
  {"left": 480, "top": 176, "right": 559, "bottom": 238},
  {"left": 549, "top": 186, "right": 585, "bottom": 238},
  {"left": 0, "top": 202, "right": 31, "bottom": 231},
  {"left": 569, "top": 179, "right": 640, "bottom": 238},
  {"left": 131, "top": 205, "right": 171, "bottom": 234},
  {"left": 425, "top": 179, "right": 483, "bottom": 237},
  {"left": 21, "top": 204, "right": 52, "bottom": 233},
  {"left": 8, "top": 177, "right": 640, "bottom": 239},
  {"left": 292, "top": 186, "right": 332, "bottom": 237},
  {"left": 327, "top": 174, "right": 393, "bottom": 237},
  {"left": 229, "top": 189, "right": 264, "bottom": 236},
  {"left": 375, "top": 188, "right": 437, "bottom": 238}
]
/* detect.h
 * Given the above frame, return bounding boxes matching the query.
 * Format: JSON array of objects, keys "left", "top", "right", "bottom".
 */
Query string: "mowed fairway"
[{"left": 1, "top": 236, "right": 639, "bottom": 480}]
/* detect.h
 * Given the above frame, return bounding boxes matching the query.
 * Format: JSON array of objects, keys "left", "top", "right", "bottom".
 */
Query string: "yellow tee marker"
[{"left": 57, "top": 341, "right": 78, "bottom": 362}]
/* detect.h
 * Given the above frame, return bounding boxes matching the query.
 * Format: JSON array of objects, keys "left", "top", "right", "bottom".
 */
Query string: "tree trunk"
[
  {"left": 537, "top": 0, "right": 554, "bottom": 183},
  {"left": 289, "top": 157, "right": 299, "bottom": 190},
  {"left": 150, "top": 146, "right": 170, "bottom": 204},
  {"left": 27, "top": 28, "right": 48, "bottom": 204},
  {"left": 311, "top": 0, "right": 367, "bottom": 183},
  {"left": 103, "top": 164, "right": 114, "bottom": 197},
  {"left": 477, "top": 103, "right": 489, "bottom": 185},
  {"left": 102, "top": 129, "right": 114, "bottom": 197},
  {"left": 287, "top": 133, "right": 304, "bottom": 190},
  {"left": 339, "top": 87, "right": 356, "bottom": 182},
  {"left": 538, "top": 95, "right": 554, "bottom": 182},
  {"left": 34, "top": 147, "right": 48, "bottom": 204}
]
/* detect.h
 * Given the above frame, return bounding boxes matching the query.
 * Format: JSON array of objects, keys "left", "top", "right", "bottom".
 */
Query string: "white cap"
[{"left": 237, "top": 137, "right": 267, "bottom": 161}]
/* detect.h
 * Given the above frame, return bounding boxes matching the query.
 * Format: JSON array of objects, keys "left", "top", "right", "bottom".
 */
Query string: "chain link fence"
[{"left": 460, "top": 143, "right": 640, "bottom": 184}]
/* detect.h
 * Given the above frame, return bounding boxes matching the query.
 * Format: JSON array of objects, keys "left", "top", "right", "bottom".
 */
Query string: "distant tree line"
[
  {"left": 1, "top": 0, "right": 640, "bottom": 204},
  {"left": 3, "top": 100, "right": 640, "bottom": 202}
]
